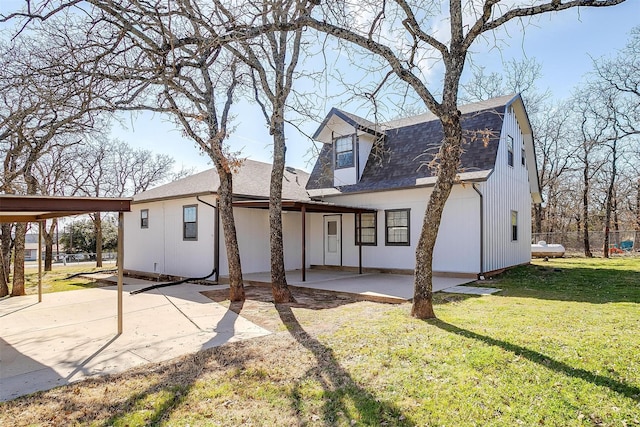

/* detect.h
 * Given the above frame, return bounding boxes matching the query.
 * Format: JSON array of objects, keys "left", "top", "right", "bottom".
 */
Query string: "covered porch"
[{"left": 232, "top": 199, "right": 376, "bottom": 281}]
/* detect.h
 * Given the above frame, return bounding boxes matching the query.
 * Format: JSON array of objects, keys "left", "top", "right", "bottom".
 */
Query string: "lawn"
[
  {"left": 21, "top": 263, "right": 114, "bottom": 294},
  {"left": 1, "top": 257, "right": 638, "bottom": 426}
]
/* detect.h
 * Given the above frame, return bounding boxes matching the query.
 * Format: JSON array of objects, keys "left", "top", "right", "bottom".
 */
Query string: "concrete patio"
[
  {"left": 0, "top": 270, "right": 499, "bottom": 402},
  {"left": 0, "top": 279, "right": 270, "bottom": 402},
  {"left": 239, "top": 269, "right": 489, "bottom": 302}
]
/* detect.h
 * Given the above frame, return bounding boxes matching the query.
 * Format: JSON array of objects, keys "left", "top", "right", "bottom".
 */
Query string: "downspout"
[
  {"left": 472, "top": 184, "right": 485, "bottom": 279},
  {"left": 197, "top": 195, "right": 219, "bottom": 283},
  {"left": 130, "top": 195, "right": 218, "bottom": 295}
]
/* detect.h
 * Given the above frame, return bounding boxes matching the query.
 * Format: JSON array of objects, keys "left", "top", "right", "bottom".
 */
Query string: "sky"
[{"left": 2, "top": 1, "right": 639, "bottom": 174}]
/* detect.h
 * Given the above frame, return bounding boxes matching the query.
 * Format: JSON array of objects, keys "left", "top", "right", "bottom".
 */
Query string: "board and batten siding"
[
  {"left": 124, "top": 195, "right": 216, "bottom": 278},
  {"left": 124, "top": 197, "right": 307, "bottom": 279},
  {"left": 314, "top": 185, "right": 481, "bottom": 274},
  {"left": 481, "top": 105, "right": 533, "bottom": 273}
]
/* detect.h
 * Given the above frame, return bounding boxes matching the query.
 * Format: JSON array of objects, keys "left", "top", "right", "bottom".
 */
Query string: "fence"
[{"left": 532, "top": 230, "right": 638, "bottom": 253}]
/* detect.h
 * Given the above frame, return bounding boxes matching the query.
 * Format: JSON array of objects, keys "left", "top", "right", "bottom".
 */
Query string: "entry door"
[{"left": 324, "top": 215, "right": 341, "bottom": 266}]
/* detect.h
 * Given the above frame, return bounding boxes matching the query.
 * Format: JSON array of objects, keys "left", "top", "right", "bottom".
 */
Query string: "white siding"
[
  {"left": 124, "top": 195, "right": 217, "bottom": 278},
  {"left": 357, "top": 134, "right": 375, "bottom": 180},
  {"left": 219, "top": 209, "right": 306, "bottom": 276},
  {"left": 313, "top": 186, "right": 481, "bottom": 274},
  {"left": 125, "top": 198, "right": 308, "bottom": 278},
  {"left": 482, "top": 106, "right": 533, "bottom": 272}
]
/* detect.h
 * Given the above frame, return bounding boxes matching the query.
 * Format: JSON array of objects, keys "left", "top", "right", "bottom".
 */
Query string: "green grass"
[
  {"left": 2, "top": 257, "right": 639, "bottom": 426},
  {"left": 22, "top": 263, "right": 113, "bottom": 294}
]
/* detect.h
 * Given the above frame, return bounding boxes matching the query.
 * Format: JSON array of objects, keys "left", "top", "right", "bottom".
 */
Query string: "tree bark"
[
  {"left": 412, "top": 110, "right": 462, "bottom": 319},
  {"left": 43, "top": 219, "right": 56, "bottom": 272},
  {"left": 11, "top": 222, "right": 27, "bottom": 296},
  {"left": 0, "top": 223, "right": 12, "bottom": 297},
  {"left": 269, "top": 119, "right": 295, "bottom": 303},
  {"left": 94, "top": 212, "right": 103, "bottom": 267},
  {"left": 582, "top": 158, "right": 593, "bottom": 257},
  {"left": 216, "top": 166, "right": 245, "bottom": 302},
  {"left": 635, "top": 179, "right": 640, "bottom": 252},
  {"left": 602, "top": 139, "right": 618, "bottom": 258}
]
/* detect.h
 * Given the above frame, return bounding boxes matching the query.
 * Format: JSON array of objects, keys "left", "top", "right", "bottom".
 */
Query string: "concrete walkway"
[
  {"left": 0, "top": 279, "right": 270, "bottom": 402},
  {"left": 241, "top": 269, "right": 497, "bottom": 302}
]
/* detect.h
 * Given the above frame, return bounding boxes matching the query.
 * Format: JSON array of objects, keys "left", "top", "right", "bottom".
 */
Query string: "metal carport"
[{"left": 0, "top": 195, "right": 131, "bottom": 333}]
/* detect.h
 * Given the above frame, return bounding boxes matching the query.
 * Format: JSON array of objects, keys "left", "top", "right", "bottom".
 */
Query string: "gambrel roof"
[{"left": 306, "top": 94, "right": 541, "bottom": 203}]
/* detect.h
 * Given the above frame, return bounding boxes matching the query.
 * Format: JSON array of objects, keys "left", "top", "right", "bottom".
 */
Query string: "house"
[
  {"left": 124, "top": 94, "right": 541, "bottom": 281},
  {"left": 124, "top": 161, "right": 313, "bottom": 279}
]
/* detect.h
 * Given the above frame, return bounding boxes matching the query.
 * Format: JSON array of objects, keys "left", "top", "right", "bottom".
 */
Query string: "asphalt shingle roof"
[
  {"left": 134, "top": 159, "right": 310, "bottom": 203},
  {"left": 306, "top": 97, "right": 509, "bottom": 194}
]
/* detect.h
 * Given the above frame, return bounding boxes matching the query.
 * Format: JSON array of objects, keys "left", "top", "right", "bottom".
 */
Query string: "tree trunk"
[
  {"left": 0, "top": 223, "right": 12, "bottom": 297},
  {"left": 43, "top": 219, "right": 56, "bottom": 272},
  {"left": 582, "top": 160, "right": 592, "bottom": 258},
  {"left": 602, "top": 140, "right": 617, "bottom": 258},
  {"left": 270, "top": 120, "right": 295, "bottom": 303},
  {"left": 413, "top": 110, "right": 462, "bottom": 319},
  {"left": 94, "top": 212, "right": 103, "bottom": 267},
  {"left": 216, "top": 166, "right": 245, "bottom": 302},
  {"left": 11, "top": 222, "right": 27, "bottom": 296},
  {"left": 635, "top": 179, "right": 640, "bottom": 252},
  {"left": 534, "top": 204, "right": 543, "bottom": 235}
]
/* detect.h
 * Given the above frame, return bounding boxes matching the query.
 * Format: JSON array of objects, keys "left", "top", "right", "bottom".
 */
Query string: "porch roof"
[{"left": 232, "top": 199, "right": 376, "bottom": 214}]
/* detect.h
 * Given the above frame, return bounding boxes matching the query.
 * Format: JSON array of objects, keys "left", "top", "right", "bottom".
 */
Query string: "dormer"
[{"left": 312, "top": 108, "right": 384, "bottom": 187}]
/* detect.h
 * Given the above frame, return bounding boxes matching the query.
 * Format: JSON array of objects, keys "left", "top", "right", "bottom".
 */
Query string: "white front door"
[{"left": 324, "top": 215, "right": 341, "bottom": 266}]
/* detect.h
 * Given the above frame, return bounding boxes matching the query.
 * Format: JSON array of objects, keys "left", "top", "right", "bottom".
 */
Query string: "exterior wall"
[
  {"left": 124, "top": 195, "right": 217, "bottom": 278},
  {"left": 357, "top": 133, "right": 374, "bottom": 180},
  {"left": 482, "top": 106, "right": 533, "bottom": 272},
  {"left": 312, "top": 185, "right": 481, "bottom": 274},
  {"left": 218, "top": 209, "right": 307, "bottom": 276},
  {"left": 124, "top": 197, "right": 308, "bottom": 278}
]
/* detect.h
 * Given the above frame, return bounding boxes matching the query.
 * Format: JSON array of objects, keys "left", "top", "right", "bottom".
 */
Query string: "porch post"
[
  {"left": 117, "top": 212, "right": 124, "bottom": 334},
  {"left": 38, "top": 221, "right": 43, "bottom": 303},
  {"left": 358, "top": 212, "right": 362, "bottom": 275},
  {"left": 301, "top": 205, "right": 306, "bottom": 282}
]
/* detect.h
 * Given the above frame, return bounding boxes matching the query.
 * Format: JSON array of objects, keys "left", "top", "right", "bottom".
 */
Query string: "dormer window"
[{"left": 334, "top": 135, "right": 354, "bottom": 169}]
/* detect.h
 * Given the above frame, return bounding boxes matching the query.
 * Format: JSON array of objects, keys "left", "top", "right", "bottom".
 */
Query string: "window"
[
  {"left": 140, "top": 209, "right": 149, "bottom": 228},
  {"left": 385, "top": 209, "right": 410, "bottom": 246},
  {"left": 507, "top": 135, "right": 514, "bottom": 167},
  {"left": 334, "top": 135, "right": 354, "bottom": 169},
  {"left": 521, "top": 147, "right": 526, "bottom": 166},
  {"left": 355, "top": 212, "right": 377, "bottom": 246},
  {"left": 183, "top": 205, "right": 198, "bottom": 241},
  {"left": 511, "top": 211, "right": 518, "bottom": 241}
]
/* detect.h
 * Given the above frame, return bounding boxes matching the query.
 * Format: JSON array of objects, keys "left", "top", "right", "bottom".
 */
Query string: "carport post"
[
  {"left": 38, "top": 221, "right": 43, "bottom": 303},
  {"left": 117, "top": 212, "right": 124, "bottom": 334}
]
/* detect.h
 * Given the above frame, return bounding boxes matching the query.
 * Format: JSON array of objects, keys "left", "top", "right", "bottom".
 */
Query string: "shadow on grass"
[
  {"left": 275, "top": 304, "right": 413, "bottom": 426},
  {"left": 430, "top": 319, "right": 640, "bottom": 402},
  {"left": 492, "top": 263, "right": 640, "bottom": 304},
  {"left": 98, "top": 353, "right": 204, "bottom": 427}
]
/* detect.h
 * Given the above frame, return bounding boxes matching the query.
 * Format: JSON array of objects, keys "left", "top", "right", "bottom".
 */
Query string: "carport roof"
[{"left": 0, "top": 195, "right": 131, "bottom": 223}]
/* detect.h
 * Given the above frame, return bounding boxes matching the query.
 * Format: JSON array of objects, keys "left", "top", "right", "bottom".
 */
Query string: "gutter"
[{"left": 472, "top": 184, "right": 485, "bottom": 279}]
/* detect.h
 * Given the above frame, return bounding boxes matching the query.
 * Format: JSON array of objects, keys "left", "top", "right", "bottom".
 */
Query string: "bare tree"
[
  {"left": 221, "top": 0, "right": 316, "bottom": 303},
  {"left": 0, "top": 29, "right": 109, "bottom": 295},
  {"left": 299, "top": 0, "right": 627, "bottom": 318}
]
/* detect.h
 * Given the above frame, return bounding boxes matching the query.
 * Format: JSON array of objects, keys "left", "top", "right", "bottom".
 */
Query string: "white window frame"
[
  {"left": 334, "top": 135, "right": 355, "bottom": 169},
  {"left": 183, "top": 205, "right": 198, "bottom": 241}
]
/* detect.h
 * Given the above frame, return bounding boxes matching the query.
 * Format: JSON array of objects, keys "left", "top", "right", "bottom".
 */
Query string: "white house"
[{"left": 124, "top": 94, "right": 541, "bottom": 281}]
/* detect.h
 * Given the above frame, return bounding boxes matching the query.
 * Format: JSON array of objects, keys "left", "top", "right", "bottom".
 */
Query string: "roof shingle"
[
  {"left": 306, "top": 98, "right": 508, "bottom": 194},
  {"left": 134, "top": 159, "right": 310, "bottom": 203}
]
